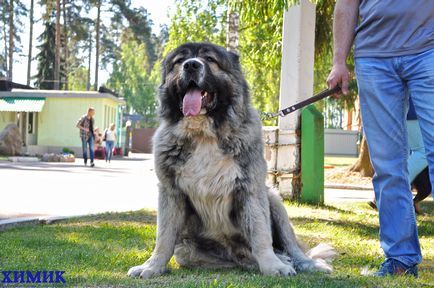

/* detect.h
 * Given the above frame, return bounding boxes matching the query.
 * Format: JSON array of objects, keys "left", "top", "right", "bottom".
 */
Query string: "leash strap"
[{"left": 261, "top": 85, "right": 341, "bottom": 120}]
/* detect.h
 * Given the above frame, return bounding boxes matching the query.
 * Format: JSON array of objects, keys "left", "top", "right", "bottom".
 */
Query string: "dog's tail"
[{"left": 306, "top": 243, "right": 338, "bottom": 264}]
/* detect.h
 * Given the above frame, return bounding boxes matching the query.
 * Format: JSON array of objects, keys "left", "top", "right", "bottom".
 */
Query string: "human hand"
[{"left": 326, "top": 63, "right": 350, "bottom": 98}]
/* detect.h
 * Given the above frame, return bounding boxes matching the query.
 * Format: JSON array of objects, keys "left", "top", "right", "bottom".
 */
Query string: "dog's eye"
[
  {"left": 206, "top": 56, "right": 215, "bottom": 63},
  {"left": 175, "top": 58, "right": 184, "bottom": 65}
]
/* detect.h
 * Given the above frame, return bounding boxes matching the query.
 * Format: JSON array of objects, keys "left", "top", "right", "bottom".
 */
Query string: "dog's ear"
[{"left": 228, "top": 51, "right": 240, "bottom": 65}]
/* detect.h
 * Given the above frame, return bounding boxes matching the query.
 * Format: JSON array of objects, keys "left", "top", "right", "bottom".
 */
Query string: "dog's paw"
[
  {"left": 258, "top": 253, "right": 296, "bottom": 276},
  {"left": 127, "top": 264, "right": 166, "bottom": 279},
  {"left": 260, "top": 260, "right": 297, "bottom": 276},
  {"left": 311, "top": 259, "right": 333, "bottom": 273},
  {"left": 296, "top": 258, "right": 333, "bottom": 274}
]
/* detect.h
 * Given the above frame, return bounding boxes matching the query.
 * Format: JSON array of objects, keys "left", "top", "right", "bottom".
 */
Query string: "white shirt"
[{"left": 105, "top": 129, "right": 116, "bottom": 141}]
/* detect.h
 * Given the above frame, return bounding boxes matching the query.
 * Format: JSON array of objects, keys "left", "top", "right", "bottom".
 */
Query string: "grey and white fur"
[{"left": 128, "top": 43, "right": 336, "bottom": 279}]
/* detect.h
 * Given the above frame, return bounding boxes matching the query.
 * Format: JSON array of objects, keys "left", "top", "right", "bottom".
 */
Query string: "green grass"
[
  {"left": 325, "top": 156, "right": 358, "bottom": 167},
  {"left": 1, "top": 203, "right": 433, "bottom": 287}
]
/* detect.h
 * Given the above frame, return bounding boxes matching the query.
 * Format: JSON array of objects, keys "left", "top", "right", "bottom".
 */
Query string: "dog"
[{"left": 128, "top": 43, "right": 336, "bottom": 279}]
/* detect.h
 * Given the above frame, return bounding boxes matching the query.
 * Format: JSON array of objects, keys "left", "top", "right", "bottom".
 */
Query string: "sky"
[{"left": 12, "top": 0, "right": 175, "bottom": 87}]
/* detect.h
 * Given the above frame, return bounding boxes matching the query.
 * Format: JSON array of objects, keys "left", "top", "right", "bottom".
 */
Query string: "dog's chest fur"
[{"left": 176, "top": 119, "right": 241, "bottom": 239}]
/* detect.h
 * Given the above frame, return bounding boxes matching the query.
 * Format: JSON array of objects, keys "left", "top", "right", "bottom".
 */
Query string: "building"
[{"left": 0, "top": 89, "right": 125, "bottom": 156}]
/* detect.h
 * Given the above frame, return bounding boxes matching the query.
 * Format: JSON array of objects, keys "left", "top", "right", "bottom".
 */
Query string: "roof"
[
  {"left": 0, "top": 89, "right": 126, "bottom": 105},
  {"left": 0, "top": 97, "right": 45, "bottom": 112}
]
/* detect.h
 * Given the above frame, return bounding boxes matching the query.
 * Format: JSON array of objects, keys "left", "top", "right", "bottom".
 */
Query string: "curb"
[
  {"left": 0, "top": 215, "right": 82, "bottom": 232},
  {"left": 0, "top": 217, "right": 40, "bottom": 232},
  {"left": 325, "top": 183, "right": 373, "bottom": 191},
  {"left": 8, "top": 156, "right": 40, "bottom": 162}
]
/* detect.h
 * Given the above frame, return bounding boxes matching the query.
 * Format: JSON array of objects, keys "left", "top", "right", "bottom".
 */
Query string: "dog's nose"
[{"left": 183, "top": 59, "right": 203, "bottom": 73}]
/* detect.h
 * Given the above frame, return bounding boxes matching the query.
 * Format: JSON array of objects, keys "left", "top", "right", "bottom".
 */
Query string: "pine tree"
[{"left": 33, "top": 21, "right": 56, "bottom": 89}]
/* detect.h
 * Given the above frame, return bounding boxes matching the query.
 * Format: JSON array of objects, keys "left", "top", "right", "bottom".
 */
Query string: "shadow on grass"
[{"left": 286, "top": 201, "right": 364, "bottom": 216}]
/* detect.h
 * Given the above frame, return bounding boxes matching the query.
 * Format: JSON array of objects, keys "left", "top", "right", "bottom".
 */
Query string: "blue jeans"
[
  {"left": 105, "top": 140, "right": 114, "bottom": 161},
  {"left": 81, "top": 136, "right": 94, "bottom": 164},
  {"left": 407, "top": 120, "right": 428, "bottom": 182},
  {"left": 355, "top": 47, "right": 434, "bottom": 267}
]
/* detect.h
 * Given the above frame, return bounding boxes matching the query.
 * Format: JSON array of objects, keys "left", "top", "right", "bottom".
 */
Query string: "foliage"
[
  {"left": 0, "top": 0, "right": 28, "bottom": 78},
  {"left": 109, "top": 0, "right": 157, "bottom": 68},
  {"left": 106, "top": 33, "right": 157, "bottom": 127},
  {"left": 0, "top": 203, "right": 433, "bottom": 286},
  {"left": 33, "top": 21, "right": 57, "bottom": 89},
  {"left": 68, "top": 66, "right": 89, "bottom": 91}
]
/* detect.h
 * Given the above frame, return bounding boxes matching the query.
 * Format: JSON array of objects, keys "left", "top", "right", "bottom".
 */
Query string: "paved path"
[
  {"left": 0, "top": 154, "right": 159, "bottom": 219},
  {"left": 0, "top": 154, "right": 373, "bottom": 220}
]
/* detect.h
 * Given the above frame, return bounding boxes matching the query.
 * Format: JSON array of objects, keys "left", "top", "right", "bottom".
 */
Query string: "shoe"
[
  {"left": 372, "top": 259, "right": 418, "bottom": 277},
  {"left": 90, "top": 162, "right": 95, "bottom": 167}
]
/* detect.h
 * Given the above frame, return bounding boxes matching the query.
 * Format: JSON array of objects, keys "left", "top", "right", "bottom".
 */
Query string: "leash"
[{"left": 260, "top": 85, "right": 342, "bottom": 121}]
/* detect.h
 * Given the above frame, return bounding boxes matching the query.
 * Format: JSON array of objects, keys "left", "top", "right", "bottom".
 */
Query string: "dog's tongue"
[{"left": 183, "top": 88, "right": 202, "bottom": 117}]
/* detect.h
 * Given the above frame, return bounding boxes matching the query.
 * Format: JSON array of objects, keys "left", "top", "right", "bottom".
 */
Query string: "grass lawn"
[{"left": 1, "top": 202, "right": 433, "bottom": 287}]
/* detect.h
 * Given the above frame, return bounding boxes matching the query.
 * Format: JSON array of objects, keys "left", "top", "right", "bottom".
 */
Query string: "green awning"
[{"left": 0, "top": 97, "right": 45, "bottom": 112}]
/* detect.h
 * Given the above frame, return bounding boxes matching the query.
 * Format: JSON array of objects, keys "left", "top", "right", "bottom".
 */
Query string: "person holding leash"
[{"left": 327, "top": 0, "right": 434, "bottom": 277}]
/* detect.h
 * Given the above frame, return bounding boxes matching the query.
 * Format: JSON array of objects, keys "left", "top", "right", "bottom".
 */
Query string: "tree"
[
  {"left": 110, "top": 0, "right": 156, "bottom": 68},
  {"left": 106, "top": 33, "right": 157, "bottom": 126},
  {"left": 68, "top": 66, "right": 89, "bottom": 91},
  {"left": 54, "top": 0, "right": 61, "bottom": 89},
  {"left": 0, "top": 0, "right": 26, "bottom": 81},
  {"left": 63, "top": 1, "right": 94, "bottom": 90},
  {"left": 8, "top": 0, "right": 14, "bottom": 80},
  {"left": 350, "top": 135, "right": 374, "bottom": 177},
  {"left": 61, "top": 0, "right": 68, "bottom": 89},
  {"left": 93, "top": 0, "right": 101, "bottom": 90},
  {"left": 226, "top": 7, "right": 239, "bottom": 53},
  {"left": 33, "top": 21, "right": 57, "bottom": 89},
  {"left": 0, "top": 1, "right": 7, "bottom": 77},
  {"left": 26, "top": 0, "right": 34, "bottom": 85}
]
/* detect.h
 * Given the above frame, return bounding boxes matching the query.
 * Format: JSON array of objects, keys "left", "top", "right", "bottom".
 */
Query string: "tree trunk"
[
  {"left": 349, "top": 135, "right": 374, "bottom": 177},
  {"left": 87, "top": 35, "right": 92, "bottom": 91},
  {"left": 2, "top": 1, "right": 9, "bottom": 75},
  {"left": 26, "top": 0, "right": 34, "bottom": 86},
  {"left": 62, "top": 0, "right": 68, "bottom": 90},
  {"left": 93, "top": 0, "right": 101, "bottom": 91},
  {"left": 8, "top": 0, "right": 13, "bottom": 80},
  {"left": 54, "top": 0, "right": 61, "bottom": 89},
  {"left": 226, "top": 7, "right": 239, "bottom": 54}
]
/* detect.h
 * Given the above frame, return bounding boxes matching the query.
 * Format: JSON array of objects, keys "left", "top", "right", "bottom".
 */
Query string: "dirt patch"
[{"left": 325, "top": 166, "right": 373, "bottom": 187}]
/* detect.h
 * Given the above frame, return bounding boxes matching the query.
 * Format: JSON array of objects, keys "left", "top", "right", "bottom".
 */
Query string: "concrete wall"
[
  {"left": 37, "top": 97, "right": 119, "bottom": 148},
  {"left": 324, "top": 128, "right": 359, "bottom": 156}
]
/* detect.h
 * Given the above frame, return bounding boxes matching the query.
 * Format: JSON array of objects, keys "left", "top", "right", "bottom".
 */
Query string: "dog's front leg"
[
  {"left": 243, "top": 196, "right": 296, "bottom": 276},
  {"left": 128, "top": 186, "right": 186, "bottom": 279}
]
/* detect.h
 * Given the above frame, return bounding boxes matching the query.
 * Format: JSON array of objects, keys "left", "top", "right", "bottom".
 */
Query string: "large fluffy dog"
[{"left": 128, "top": 43, "right": 336, "bottom": 279}]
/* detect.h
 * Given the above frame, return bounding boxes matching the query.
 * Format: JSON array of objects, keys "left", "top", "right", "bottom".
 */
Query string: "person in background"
[
  {"left": 104, "top": 123, "right": 116, "bottom": 163},
  {"left": 94, "top": 127, "right": 103, "bottom": 147},
  {"left": 76, "top": 107, "right": 95, "bottom": 167}
]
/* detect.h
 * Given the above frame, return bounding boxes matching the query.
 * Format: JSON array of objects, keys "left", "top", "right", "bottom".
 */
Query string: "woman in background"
[{"left": 104, "top": 123, "right": 116, "bottom": 163}]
